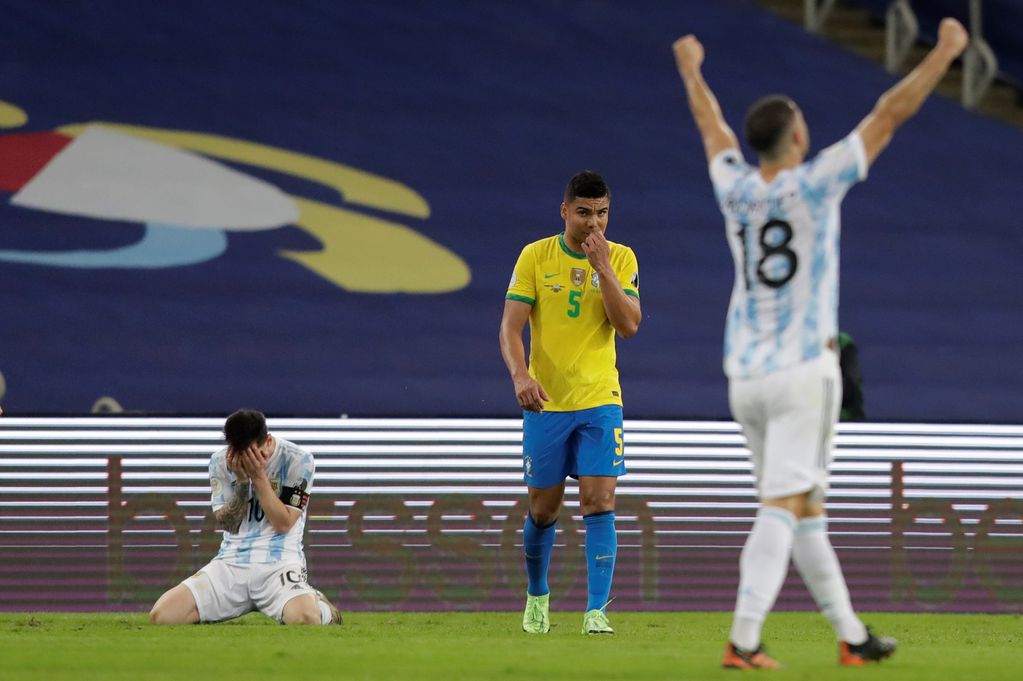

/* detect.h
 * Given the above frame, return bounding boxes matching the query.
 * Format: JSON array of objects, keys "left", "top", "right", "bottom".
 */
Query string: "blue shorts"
[{"left": 521, "top": 405, "right": 625, "bottom": 489}]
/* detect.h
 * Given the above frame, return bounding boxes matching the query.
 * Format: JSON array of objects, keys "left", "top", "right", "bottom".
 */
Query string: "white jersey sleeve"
[
  {"left": 804, "top": 132, "right": 868, "bottom": 201},
  {"left": 279, "top": 441, "right": 315, "bottom": 501},
  {"left": 209, "top": 447, "right": 231, "bottom": 512},
  {"left": 709, "top": 148, "right": 754, "bottom": 205}
]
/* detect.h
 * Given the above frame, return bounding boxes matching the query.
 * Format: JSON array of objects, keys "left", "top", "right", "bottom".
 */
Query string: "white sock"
[
  {"left": 318, "top": 600, "right": 332, "bottom": 625},
  {"left": 791, "top": 515, "right": 867, "bottom": 645},
  {"left": 729, "top": 506, "right": 797, "bottom": 650}
]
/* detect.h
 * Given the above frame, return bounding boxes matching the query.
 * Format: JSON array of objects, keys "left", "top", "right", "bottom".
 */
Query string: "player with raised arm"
[
  {"left": 499, "top": 171, "right": 641, "bottom": 635},
  {"left": 672, "top": 18, "right": 969, "bottom": 669},
  {"left": 149, "top": 409, "right": 341, "bottom": 625}
]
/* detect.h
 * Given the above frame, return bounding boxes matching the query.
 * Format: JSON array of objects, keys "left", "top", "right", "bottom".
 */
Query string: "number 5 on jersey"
[{"left": 567, "top": 290, "right": 581, "bottom": 317}]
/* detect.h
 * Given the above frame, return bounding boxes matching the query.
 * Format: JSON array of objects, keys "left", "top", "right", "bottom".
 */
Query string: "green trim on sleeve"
[
  {"left": 505, "top": 293, "right": 535, "bottom": 305},
  {"left": 558, "top": 233, "right": 588, "bottom": 259},
  {"left": 624, "top": 289, "right": 639, "bottom": 298}
]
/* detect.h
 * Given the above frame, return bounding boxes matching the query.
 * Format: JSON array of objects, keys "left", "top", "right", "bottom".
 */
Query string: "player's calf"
[{"left": 282, "top": 592, "right": 328, "bottom": 625}]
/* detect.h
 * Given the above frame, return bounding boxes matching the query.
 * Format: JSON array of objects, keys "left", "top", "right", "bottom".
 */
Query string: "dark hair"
[
  {"left": 744, "top": 95, "right": 798, "bottom": 159},
  {"left": 223, "top": 409, "right": 268, "bottom": 450},
  {"left": 564, "top": 170, "right": 610, "bottom": 203}
]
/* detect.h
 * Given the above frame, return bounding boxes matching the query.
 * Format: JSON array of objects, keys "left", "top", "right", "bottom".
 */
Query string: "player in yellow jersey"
[{"left": 499, "top": 171, "right": 641, "bottom": 635}]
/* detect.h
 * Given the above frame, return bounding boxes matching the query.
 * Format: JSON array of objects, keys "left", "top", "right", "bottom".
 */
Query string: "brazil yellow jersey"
[{"left": 505, "top": 233, "right": 640, "bottom": 412}]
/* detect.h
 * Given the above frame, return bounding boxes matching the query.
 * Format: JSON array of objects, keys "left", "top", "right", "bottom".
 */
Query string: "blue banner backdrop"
[{"left": 0, "top": 2, "right": 1020, "bottom": 419}]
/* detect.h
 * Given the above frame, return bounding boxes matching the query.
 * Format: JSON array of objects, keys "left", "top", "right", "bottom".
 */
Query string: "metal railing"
[{"left": 806, "top": 0, "right": 1001, "bottom": 109}]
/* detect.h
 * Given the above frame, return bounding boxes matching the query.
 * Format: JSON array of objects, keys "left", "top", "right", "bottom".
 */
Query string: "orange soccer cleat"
[{"left": 722, "top": 642, "right": 783, "bottom": 670}]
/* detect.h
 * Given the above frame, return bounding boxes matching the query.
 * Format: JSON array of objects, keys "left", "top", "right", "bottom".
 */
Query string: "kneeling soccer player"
[{"left": 150, "top": 409, "right": 341, "bottom": 625}]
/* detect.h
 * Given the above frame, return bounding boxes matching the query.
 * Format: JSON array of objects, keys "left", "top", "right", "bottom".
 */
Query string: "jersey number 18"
[{"left": 737, "top": 219, "right": 798, "bottom": 290}]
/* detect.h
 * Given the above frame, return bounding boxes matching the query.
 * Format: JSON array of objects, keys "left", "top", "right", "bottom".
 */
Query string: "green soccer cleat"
[
  {"left": 522, "top": 593, "right": 550, "bottom": 633},
  {"left": 581, "top": 608, "right": 614, "bottom": 635}
]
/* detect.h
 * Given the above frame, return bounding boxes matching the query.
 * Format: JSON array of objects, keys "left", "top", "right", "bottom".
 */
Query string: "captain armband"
[{"left": 279, "top": 485, "right": 310, "bottom": 510}]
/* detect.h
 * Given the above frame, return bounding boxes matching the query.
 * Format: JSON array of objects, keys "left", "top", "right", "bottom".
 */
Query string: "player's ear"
[
  {"left": 787, "top": 128, "right": 801, "bottom": 155},
  {"left": 560, "top": 202, "right": 568, "bottom": 220}
]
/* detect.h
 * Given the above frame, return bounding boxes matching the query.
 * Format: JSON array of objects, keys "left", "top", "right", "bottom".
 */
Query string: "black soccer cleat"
[{"left": 839, "top": 628, "right": 897, "bottom": 666}]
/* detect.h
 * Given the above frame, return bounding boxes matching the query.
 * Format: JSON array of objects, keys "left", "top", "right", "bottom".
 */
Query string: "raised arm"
[
  {"left": 672, "top": 35, "right": 739, "bottom": 163},
  {"left": 856, "top": 18, "right": 969, "bottom": 166}
]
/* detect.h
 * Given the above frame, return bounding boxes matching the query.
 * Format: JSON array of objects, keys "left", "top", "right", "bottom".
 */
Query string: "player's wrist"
[
  {"left": 933, "top": 38, "right": 964, "bottom": 62},
  {"left": 680, "top": 63, "right": 701, "bottom": 81}
]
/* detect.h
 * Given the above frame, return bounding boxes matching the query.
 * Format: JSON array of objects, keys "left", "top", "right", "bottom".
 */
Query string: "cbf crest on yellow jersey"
[{"left": 506, "top": 233, "right": 639, "bottom": 412}]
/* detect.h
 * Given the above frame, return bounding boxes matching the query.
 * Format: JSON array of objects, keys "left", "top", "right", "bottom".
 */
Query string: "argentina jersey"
[
  {"left": 710, "top": 133, "right": 867, "bottom": 379},
  {"left": 208, "top": 438, "right": 315, "bottom": 564}
]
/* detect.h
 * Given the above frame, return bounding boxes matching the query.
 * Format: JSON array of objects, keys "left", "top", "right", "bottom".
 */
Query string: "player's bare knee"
[
  {"left": 529, "top": 507, "right": 559, "bottom": 526},
  {"left": 149, "top": 602, "right": 176, "bottom": 625},
  {"left": 763, "top": 492, "right": 811, "bottom": 518},
  {"left": 579, "top": 491, "right": 615, "bottom": 516},
  {"left": 527, "top": 491, "right": 563, "bottom": 526}
]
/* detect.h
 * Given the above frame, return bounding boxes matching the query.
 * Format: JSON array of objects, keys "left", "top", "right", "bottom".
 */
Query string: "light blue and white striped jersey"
[
  {"left": 711, "top": 133, "right": 867, "bottom": 379},
  {"left": 208, "top": 437, "right": 315, "bottom": 564}
]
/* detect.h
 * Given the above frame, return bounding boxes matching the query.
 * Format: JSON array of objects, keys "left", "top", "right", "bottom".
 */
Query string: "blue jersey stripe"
[
  {"left": 736, "top": 182, "right": 759, "bottom": 372},
  {"left": 799, "top": 177, "right": 829, "bottom": 362},
  {"left": 235, "top": 526, "right": 261, "bottom": 564},
  {"left": 267, "top": 457, "right": 292, "bottom": 561}
]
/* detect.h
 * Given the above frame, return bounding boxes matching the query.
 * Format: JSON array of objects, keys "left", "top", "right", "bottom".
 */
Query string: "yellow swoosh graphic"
[{"left": 57, "top": 122, "right": 470, "bottom": 293}]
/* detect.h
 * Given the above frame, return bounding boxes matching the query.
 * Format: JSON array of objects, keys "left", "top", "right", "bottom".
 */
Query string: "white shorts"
[
  {"left": 728, "top": 353, "right": 842, "bottom": 502},
  {"left": 182, "top": 559, "right": 318, "bottom": 623}
]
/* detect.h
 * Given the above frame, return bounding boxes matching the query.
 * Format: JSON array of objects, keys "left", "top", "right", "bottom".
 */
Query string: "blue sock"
[
  {"left": 584, "top": 511, "right": 617, "bottom": 611},
  {"left": 523, "top": 513, "right": 556, "bottom": 597}
]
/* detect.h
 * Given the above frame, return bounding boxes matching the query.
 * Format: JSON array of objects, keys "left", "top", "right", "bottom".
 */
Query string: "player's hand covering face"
[
  {"left": 227, "top": 440, "right": 272, "bottom": 480},
  {"left": 580, "top": 228, "right": 612, "bottom": 271}
]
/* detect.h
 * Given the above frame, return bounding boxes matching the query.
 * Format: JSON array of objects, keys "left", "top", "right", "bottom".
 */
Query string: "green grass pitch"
[{"left": 1, "top": 611, "right": 1019, "bottom": 680}]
